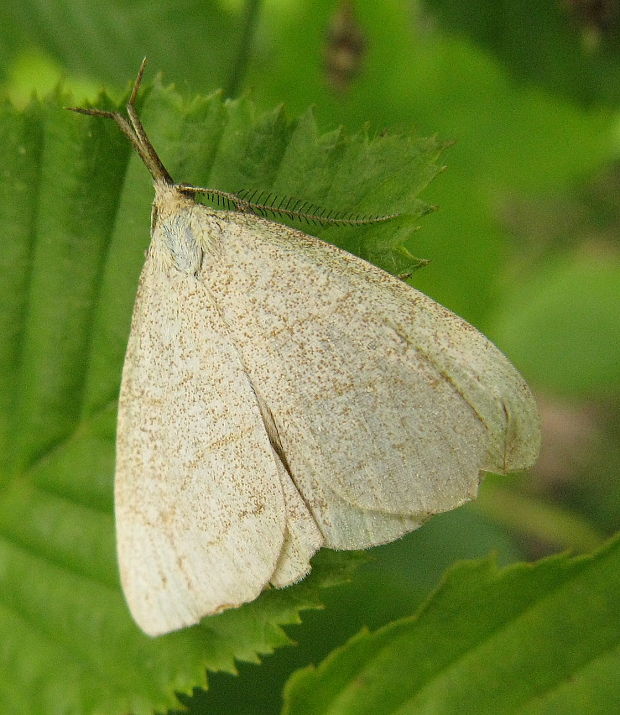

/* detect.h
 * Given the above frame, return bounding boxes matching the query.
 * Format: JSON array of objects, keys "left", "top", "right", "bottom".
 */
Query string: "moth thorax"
[{"left": 158, "top": 215, "right": 204, "bottom": 275}]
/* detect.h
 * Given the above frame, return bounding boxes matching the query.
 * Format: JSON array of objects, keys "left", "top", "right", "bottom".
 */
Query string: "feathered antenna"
[
  {"left": 68, "top": 59, "right": 400, "bottom": 228},
  {"left": 179, "top": 186, "right": 399, "bottom": 226}
]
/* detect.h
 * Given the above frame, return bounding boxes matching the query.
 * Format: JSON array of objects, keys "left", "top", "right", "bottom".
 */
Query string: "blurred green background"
[{"left": 1, "top": 1, "right": 618, "bottom": 712}]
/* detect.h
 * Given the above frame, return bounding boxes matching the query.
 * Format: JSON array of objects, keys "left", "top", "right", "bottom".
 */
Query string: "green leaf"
[
  {"left": 0, "top": 79, "right": 441, "bottom": 715},
  {"left": 189, "top": 507, "right": 524, "bottom": 714},
  {"left": 283, "top": 534, "right": 620, "bottom": 715}
]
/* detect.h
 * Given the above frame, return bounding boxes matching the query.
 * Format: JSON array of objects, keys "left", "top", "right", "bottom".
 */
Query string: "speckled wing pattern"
[
  {"left": 116, "top": 184, "right": 540, "bottom": 636},
  {"left": 197, "top": 204, "right": 540, "bottom": 549},
  {"left": 115, "top": 202, "right": 323, "bottom": 635}
]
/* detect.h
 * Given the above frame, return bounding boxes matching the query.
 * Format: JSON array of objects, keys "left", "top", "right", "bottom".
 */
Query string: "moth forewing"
[
  {"left": 197, "top": 208, "right": 540, "bottom": 547},
  {"left": 115, "top": 197, "right": 305, "bottom": 636}
]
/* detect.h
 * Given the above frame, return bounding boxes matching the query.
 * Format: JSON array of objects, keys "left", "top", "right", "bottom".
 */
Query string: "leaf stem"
[
  {"left": 477, "top": 478, "right": 606, "bottom": 553},
  {"left": 226, "top": 0, "right": 263, "bottom": 98}
]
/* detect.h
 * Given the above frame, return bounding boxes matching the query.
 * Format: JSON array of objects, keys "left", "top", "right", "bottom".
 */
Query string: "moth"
[{"left": 69, "top": 61, "right": 540, "bottom": 636}]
